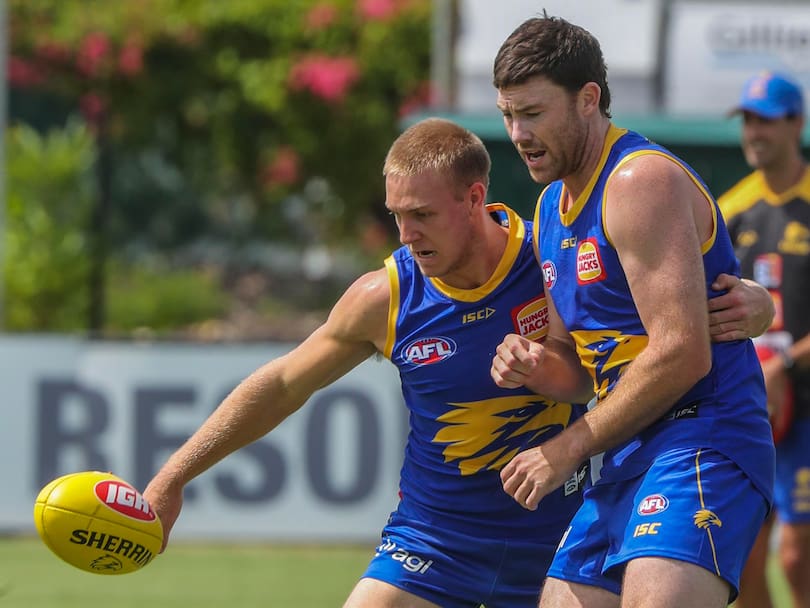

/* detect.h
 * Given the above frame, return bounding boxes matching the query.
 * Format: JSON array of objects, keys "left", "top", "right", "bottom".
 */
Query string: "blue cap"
[{"left": 730, "top": 72, "right": 804, "bottom": 119}]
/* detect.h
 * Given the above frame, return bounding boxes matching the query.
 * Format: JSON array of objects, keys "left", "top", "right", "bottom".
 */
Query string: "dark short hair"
[{"left": 492, "top": 14, "right": 612, "bottom": 118}]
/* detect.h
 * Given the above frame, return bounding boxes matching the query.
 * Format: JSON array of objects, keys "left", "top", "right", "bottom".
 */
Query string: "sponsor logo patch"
[
  {"left": 462, "top": 307, "right": 495, "bottom": 324},
  {"left": 667, "top": 403, "right": 699, "bottom": 420},
  {"left": 94, "top": 480, "right": 156, "bottom": 521},
  {"left": 401, "top": 337, "right": 457, "bottom": 366},
  {"left": 375, "top": 538, "right": 433, "bottom": 574},
  {"left": 564, "top": 463, "right": 589, "bottom": 496},
  {"left": 637, "top": 494, "right": 669, "bottom": 515},
  {"left": 511, "top": 296, "right": 549, "bottom": 341},
  {"left": 576, "top": 238, "right": 606, "bottom": 285},
  {"left": 753, "top": 253, "right": 782, "bottom": 289}
]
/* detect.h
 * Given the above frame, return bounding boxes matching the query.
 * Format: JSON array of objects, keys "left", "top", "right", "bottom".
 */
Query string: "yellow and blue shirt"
[
  {"left": 384, "top": 203, "right": 587, "bottom": 540},
  {"left": 534, "top": 127, "right": 774, "bottom": 501}
]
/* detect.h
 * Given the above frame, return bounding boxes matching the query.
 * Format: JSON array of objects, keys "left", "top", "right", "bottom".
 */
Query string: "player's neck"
[
  {"left": 562, "top": 118, "right": 611, "bottom": 209},
  {"left": 438, "top": 215, "right": 509, "bottom": 290},
  {"left": 762, "top": 156, "right": 807, "bottom": 194}
]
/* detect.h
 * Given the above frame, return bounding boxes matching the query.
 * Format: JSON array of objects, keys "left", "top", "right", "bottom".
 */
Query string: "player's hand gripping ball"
[{"left": 34, "top": 471, "right": 163, "bottom": 574}]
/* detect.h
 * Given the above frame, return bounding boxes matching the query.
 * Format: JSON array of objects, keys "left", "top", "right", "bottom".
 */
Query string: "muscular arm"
[
  {"left": 567, "top": 156, "right": 713, "bottom": 457},
  {"left": 143, "top": 268, "right": 390, "bottom": 547},
  {"left": 492, "top": 252, "right": 766, "bottom": 404},
  {"left": 500, "top": 156, "right": 718, "bottom": 511}
]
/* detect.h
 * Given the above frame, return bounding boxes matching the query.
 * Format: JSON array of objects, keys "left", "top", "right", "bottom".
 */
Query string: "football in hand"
[{"left": 34, "top": 471, "right": 163, "bottom": 574}]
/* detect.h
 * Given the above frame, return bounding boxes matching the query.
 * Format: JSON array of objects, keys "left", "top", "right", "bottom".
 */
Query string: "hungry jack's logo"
[
  {"left": 511, "top": 296, "right": 549, "bottom": 341},
  {"left": 576, "top": 238, "right": 606, "bottom": 285}
]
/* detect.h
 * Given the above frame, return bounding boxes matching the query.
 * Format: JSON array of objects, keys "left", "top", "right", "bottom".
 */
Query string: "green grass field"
[
  {"left": 0, "top": 535, "right": 793, "bottom": 607},
  {"left": 0, "top": 536, "right": 372, "bottom": 608}
]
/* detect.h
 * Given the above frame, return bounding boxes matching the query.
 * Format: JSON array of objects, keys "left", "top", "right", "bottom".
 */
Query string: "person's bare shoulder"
[
  {"left": 608, "top": 152, "right": 694, "bottom": 208},
  {"left": 326, "top": 267, "right": 391, "bottom": 352}
]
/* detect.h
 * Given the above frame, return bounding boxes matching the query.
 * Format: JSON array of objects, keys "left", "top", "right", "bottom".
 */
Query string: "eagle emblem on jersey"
[
  {"left": 432, "top": 396, "right": 572, "bottom": 475},
  {"left": 693, "top": 509, "right": 722, "bottom": 530},
  {"left": 572, "top": 329, "right": 648, "bottom": 400}
]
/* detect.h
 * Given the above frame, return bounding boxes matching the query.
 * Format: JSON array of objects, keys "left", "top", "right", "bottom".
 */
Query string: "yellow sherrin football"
[{"left": 34, "top": 471, "right": 163, "bottom": 574}]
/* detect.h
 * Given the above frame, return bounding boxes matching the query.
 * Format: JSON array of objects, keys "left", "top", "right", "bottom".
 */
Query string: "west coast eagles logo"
[
  {"left": 90, "top": 554, "right": 124, "bottom": 572},
  {"left": 693, "top": 509, "right": 722, "bottom": 530},
  {"left": 433, "top": 396, "right": 572, "bottom": 475}
]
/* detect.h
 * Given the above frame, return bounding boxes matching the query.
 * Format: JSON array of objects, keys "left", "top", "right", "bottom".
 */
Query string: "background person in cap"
[{"left": 719, "top": 71, "right": 810, "bottom": 608}]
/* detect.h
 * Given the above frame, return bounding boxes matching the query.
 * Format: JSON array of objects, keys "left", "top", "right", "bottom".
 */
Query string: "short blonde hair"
[{"left": 383, "top": 118, "right": 490, "bottom": 190}]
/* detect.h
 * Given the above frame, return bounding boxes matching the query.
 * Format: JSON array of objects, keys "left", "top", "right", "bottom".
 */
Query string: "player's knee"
[{"left": 780, "top": 540, "right": 810, "bottom": 588}]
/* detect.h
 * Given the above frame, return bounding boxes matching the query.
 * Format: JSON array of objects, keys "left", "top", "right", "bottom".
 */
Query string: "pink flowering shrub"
[
  {"left": 8, "top": 0, "right": 431, "bottom": 251},
  {"left": 289, "top": 54, "right": 360, "bottom": 103}
]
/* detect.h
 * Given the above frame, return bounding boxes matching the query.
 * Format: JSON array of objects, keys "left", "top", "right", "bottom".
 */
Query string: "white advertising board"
[
  {"left": 664, "top": 1, "right": 810, "bottom": 115},
  {"left": 0, "top": 336, "right": 406, "bottom": 542},
  {"left": 454, "top": 0, "right": 662, "bottom": 112}
]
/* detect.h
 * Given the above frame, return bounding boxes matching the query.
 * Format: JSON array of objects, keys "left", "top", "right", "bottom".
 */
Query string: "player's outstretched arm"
[
  {"left": 708, "top": 273, "right": 774, "bottom": 341},
  {"left": 143, "top": 268, "right": 390, "bottom": 550}
]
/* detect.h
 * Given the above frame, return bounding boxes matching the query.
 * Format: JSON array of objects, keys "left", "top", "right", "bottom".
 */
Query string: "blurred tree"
[
  {"left": 4, "top": 121, "right": 95, "bottom": 330},
  {"left": 6, "top": 0, "right": 432, "bottom": 333},
  {"left": 9, "top": 0, "right": 431, "bottom": 246}
]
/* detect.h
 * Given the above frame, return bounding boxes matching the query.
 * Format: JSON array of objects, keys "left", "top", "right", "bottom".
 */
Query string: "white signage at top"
[{"left": 664, "top": 1, "right": 810, "bottom": 115}]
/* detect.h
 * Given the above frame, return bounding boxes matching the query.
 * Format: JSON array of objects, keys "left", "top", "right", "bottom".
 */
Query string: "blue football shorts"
[
  {"left": 546, "top": 447, "right": 769, "bottom": 602},
  {"left": 359, "top": 510, "right": 558, "bottom": 608},
  {"left": 774, "top": 417, "right": 810, "bottom": 523}
]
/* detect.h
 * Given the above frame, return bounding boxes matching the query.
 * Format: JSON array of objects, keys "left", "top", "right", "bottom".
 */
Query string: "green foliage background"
[{"left": 6, "top": 0, "right": 433, "bottom": 335}]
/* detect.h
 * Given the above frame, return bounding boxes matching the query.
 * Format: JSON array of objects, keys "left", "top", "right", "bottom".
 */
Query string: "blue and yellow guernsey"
[
  {"left": 383, "top": 203, "right": 587, "bottom": 540},
  {"left": 534, "top": 126, "right": 774, "bottom": 501}
]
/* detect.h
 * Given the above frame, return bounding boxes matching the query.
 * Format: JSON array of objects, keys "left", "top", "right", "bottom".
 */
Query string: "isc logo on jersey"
[
  {"left": 576, "top": 238, "right": 606, "bottom": 285},
  {"left": 401, "top": 337, "right": 457, "bottom": 366},
  {"left": 511, "top": 296, "right": 549, "bottom": 341}
]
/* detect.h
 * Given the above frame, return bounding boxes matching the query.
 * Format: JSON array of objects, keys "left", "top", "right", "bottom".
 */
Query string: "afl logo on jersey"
[
  {"left": 541, "top": 260, "right": 557, "bottom": 289},
  {"left": 401, "top": 337, "right": 457, "bottom": 366},
  {"left": 576, "top": 238, "right": 606, "bottom": 285},
  {"left": 637, "top": 494, "right": 669, "bottom": 516}
]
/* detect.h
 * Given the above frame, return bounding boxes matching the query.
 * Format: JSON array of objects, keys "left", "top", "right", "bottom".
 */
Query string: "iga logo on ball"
[{"left": 33, "top": 471, "right": 163, "bottom": 575}]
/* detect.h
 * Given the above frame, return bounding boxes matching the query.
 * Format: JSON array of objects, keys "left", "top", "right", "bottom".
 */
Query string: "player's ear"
[
  {"left": 578, "top": 82, "right": 601, "bottom": 117},
  {"left": 468, "top": 180, "right": 487, "bottom": 210}
]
